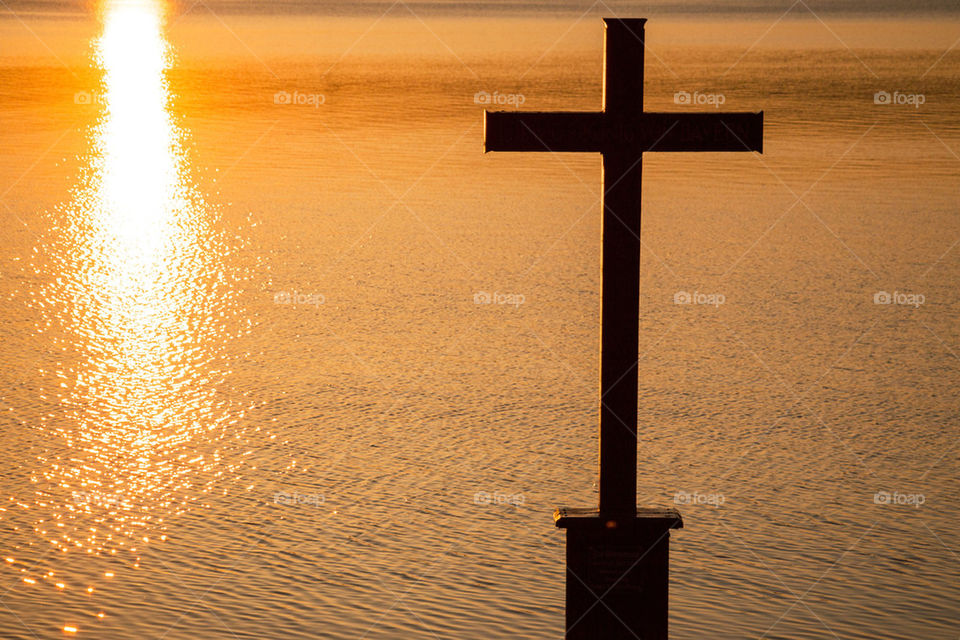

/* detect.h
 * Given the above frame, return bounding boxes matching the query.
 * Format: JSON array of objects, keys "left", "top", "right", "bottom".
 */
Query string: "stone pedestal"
[{"left": 554, "top": 507, "right": 683, "bottom": 640}]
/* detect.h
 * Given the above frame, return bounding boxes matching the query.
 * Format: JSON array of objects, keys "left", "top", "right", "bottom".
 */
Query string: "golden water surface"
[{"left": 0, "top": 3, "right": 959, "bottom": 638}]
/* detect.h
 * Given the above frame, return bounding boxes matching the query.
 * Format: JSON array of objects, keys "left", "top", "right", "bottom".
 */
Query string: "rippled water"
[{"left": 1, "top": 7, "right": 959, "bottom": 639}]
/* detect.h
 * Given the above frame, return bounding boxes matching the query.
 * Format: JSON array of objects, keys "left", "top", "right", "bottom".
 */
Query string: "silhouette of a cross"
[{"left": 485, "top": 18, "right": 762, "bottom": 516}]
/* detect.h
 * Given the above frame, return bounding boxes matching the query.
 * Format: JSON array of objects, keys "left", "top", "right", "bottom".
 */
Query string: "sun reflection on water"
[{"left": 7, "top": 0, "right": 256, "bottom": 624}]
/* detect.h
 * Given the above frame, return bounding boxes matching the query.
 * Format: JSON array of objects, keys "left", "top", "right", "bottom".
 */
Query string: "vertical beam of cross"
[{"left": 598, "top": 19, "right": 645, "bottom": 515}]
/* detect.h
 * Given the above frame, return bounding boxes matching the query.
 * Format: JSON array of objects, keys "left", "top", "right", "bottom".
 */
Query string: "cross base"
[{"left": 554, "top": 507, "right": 683, "bottom": 640}]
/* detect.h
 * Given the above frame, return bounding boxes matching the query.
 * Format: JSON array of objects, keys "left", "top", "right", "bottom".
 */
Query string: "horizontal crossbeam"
[
  {"left": 639, "top": 112, "right": 763, "bottom": 152},
  {"left": 484, "top": 111, "right": 763, "bottom": 154},
  {"left": 484, "top": 112, "right": 605, "bottom": 153}
]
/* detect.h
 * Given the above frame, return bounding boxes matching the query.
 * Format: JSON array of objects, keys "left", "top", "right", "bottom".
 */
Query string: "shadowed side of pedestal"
[{"left": 555, "top": 508, "right": 683, "bottom": 640}]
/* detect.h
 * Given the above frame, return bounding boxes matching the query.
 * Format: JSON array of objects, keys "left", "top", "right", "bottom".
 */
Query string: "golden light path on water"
[{"left": 6, "top": 0, "right": 260, "bottom": 631}]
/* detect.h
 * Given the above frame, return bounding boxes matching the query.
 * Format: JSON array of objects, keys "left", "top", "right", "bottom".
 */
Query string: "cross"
[{"left": 484, "top": 18, "right": 762, "bottom": 516}]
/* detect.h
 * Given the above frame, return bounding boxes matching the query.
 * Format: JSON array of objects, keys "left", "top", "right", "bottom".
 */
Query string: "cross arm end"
[{"left": 483, "top": 110, "right": 605, "bottom": 154}]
